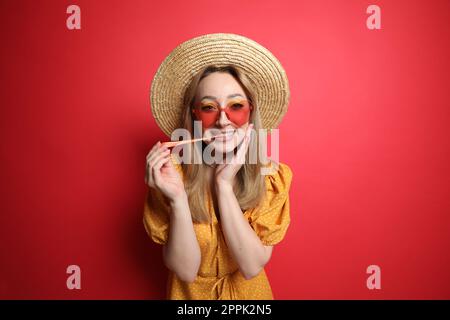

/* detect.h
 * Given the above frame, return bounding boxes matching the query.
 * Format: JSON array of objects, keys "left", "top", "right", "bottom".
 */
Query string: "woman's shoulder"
[
  {"left": 262, "top": 160, "right": 293, "bottom": 191},
  {"left": 262, "top": 159, "right": 292, "bottom": 178}
]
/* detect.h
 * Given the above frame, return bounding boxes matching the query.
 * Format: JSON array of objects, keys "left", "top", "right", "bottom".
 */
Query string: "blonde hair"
[{"left": 179, "top": 65, "right": 269, "bottom": 223}]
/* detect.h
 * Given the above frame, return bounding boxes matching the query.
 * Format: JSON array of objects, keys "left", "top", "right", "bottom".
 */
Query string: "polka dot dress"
[{"left": 143, "top": 158, "right": 293, "bottom": 300}]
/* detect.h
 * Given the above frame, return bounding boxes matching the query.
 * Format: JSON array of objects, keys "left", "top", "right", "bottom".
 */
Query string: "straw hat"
[{"left": 150, "top": 33, "right": 290, "bottom": 137}]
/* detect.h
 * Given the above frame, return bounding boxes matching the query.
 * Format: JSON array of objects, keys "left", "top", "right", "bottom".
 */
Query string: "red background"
[{"left": 1, "top": 0, "right": 449, "bottom": 299}]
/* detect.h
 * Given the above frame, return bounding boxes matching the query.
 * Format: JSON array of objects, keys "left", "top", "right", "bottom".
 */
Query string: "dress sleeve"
[
  {"left": 142, "top": 186, "right": 171, "bottom": 245},
  {"left": 248, "top": 162, "right": 293, "bottom": 246}
]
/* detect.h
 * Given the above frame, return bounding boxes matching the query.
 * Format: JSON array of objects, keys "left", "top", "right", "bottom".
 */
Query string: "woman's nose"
[{"left": 217, "top": 109, "right": 231, "bottom": 127}]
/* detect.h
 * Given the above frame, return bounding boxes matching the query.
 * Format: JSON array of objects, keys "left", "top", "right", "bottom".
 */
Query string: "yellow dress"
[{"left": 143, "top": 157, "right": 292, "bottom": 300}]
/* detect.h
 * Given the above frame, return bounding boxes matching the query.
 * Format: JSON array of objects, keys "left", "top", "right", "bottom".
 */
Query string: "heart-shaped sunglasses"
[{"left": 191, "top": 98, "right": 253, "bottom": 128}]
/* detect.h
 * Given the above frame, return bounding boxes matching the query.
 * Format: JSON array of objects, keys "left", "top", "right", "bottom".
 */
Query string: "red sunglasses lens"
[{"left": 193, "top": 100, "right": 251, "bottom": 128}]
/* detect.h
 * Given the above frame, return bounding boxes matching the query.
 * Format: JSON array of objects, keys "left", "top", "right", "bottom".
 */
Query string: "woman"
[{"left": 143, "top": 33, "right": 293, "bottom": 300}]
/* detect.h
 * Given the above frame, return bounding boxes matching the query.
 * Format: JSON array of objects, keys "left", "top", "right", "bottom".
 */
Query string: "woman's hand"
[
  {"left": 214, "top": 124, "right": 253, "bottom": 189},
  {"left": 145, "top": 141, "right": 186, "bottom": 202}
]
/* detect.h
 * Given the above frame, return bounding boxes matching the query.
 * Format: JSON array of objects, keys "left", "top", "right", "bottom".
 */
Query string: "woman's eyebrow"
[{"left": 200, "top": 93, "right": 244, "bottom": 101}]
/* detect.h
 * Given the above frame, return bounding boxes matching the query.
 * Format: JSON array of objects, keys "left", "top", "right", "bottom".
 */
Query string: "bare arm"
[
  {"left": 216, "top": 183, "right": 273, "bottom": 280},
  {"left": 145, "top": 142, "right": 201, "bottom": 283},
  {"left": 162, "top": 193, "right": 201, "bottom": 283}
]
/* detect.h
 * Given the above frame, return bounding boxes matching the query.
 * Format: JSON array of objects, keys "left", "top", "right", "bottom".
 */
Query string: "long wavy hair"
[{"left": 177, "top": 65, "right": 269, "bottom": 223}]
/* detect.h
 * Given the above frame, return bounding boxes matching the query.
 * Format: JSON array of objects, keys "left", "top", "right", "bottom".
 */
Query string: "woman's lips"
[{"left": 214, "top": 130, "right": 235, "bottom": 142}]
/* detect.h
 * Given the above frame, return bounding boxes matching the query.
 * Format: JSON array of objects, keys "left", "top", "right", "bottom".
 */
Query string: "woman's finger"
[
  {"left": 234, "top": 128, "right": 251, "bottom": 164},
  {"left": 162, "top": 154, "right": 174, "bottom": 168},
  {"left": 148, "top": 150, "right": 169, "bottom": 186},
  {"left": 153, "top": 154, "right": 171, "bottom": 186},
  {"left": 146, "top": 141, "right": 161, "bottom": 160},
  {"left": 147, "top": 142, "right": 165, "bottom": 160},
  {"left": 150, "top": 149, "right": 171, "bottom": 168},
  {"left": 155, "top": 153, "right": 171, "bottom": 171},
  {"left": 145, "top": 162, "right": 153, "bottom": 186},
  {"left": 148, "top": 144, "right": 170, "bottom": 165},
  {"left": 243, "top": 124, "right": 253, "bottom": 152}
]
